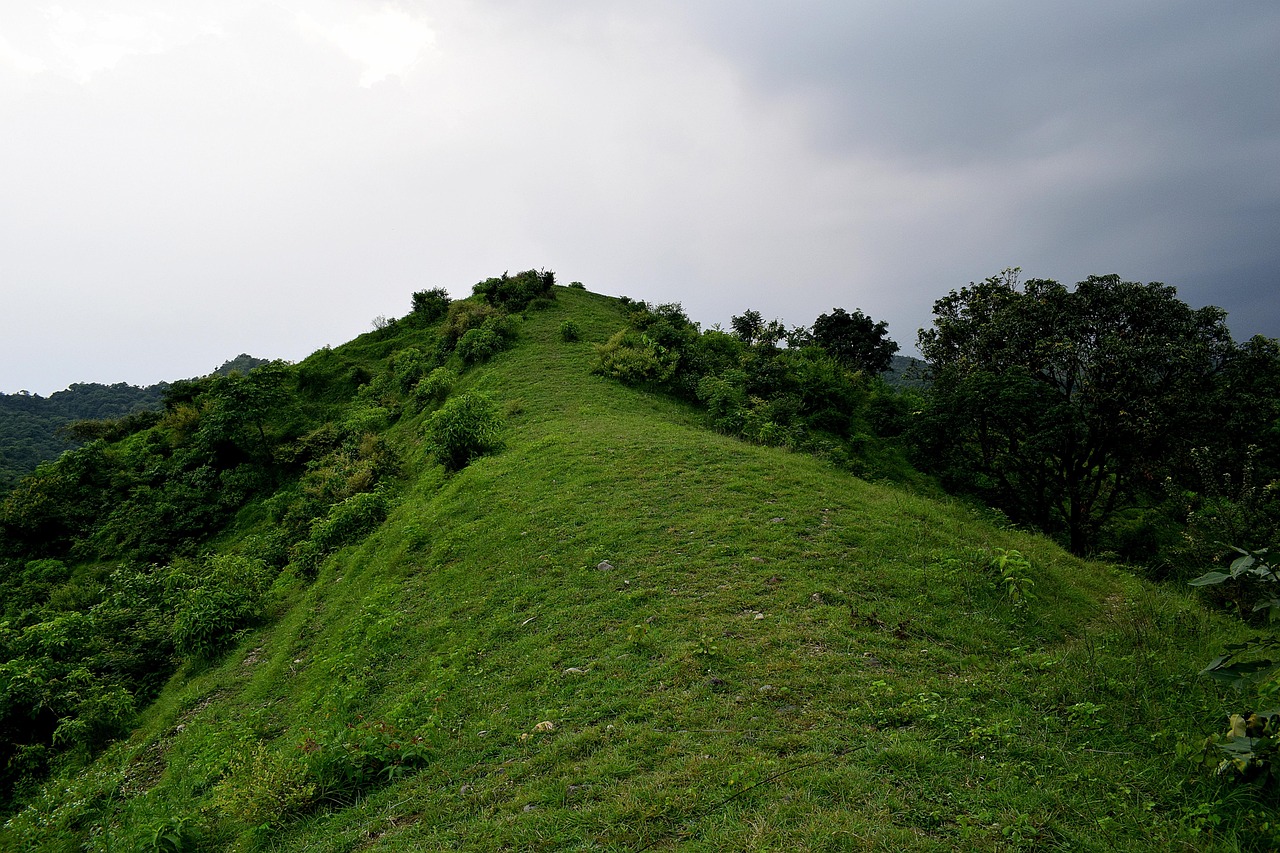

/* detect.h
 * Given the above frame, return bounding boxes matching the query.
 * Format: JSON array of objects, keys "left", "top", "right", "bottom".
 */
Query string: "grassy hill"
[{"left": 2, "top": 286, "right": 1259, "bottom": 850}]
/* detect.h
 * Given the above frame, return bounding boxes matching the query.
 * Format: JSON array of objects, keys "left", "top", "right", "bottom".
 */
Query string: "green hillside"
[{"left": 0, "top": 285, "right": 1263, "bottom": 850}]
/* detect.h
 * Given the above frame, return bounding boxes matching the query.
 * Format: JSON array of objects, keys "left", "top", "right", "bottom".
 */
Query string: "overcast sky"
[{"left": 2, "top": 1, "right": 1278, "bottom": 394}]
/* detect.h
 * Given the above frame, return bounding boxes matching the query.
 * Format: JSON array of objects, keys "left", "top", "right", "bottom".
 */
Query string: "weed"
[{"left": 990, "top": 548, "right": 1036, "bottom": 608}]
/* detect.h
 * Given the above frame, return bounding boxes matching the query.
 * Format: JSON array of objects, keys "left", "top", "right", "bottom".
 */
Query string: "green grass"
[{"left": 4, "top": 286, "right": 1268, "bottom": 851}]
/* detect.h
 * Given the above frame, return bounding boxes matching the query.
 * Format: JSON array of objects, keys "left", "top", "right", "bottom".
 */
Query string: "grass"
[{"left": 3, "top": 286, "right": 1269, "bottom": 851}]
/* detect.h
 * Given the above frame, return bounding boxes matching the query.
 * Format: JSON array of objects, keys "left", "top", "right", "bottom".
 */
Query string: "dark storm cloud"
[
  {"left": 673, "top": 1, "right": 1280, "bottom": 338},
  {"left": 2, "top": 2, "right": 1278, "bottom": 393}
]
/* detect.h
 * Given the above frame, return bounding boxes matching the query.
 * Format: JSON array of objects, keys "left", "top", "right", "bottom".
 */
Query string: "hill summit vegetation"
[{"left": 1, "top": 271, "right": 1278, "bottom": 850}]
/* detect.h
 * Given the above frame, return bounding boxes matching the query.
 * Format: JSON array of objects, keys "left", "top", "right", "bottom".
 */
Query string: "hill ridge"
[{"left": 1, "top": 285, "right": 1250, "bottom": 850}]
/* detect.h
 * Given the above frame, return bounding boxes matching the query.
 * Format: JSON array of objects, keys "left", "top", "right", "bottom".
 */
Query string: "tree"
[
  {"left": 915, "top": 270, "right": 1234, "bottom": 555},
  {"left": 811, "top": 308, "right": 899, "bottom": 375},
  {"left": 410, "top": 288, "right": 451, "bottom": 323}
]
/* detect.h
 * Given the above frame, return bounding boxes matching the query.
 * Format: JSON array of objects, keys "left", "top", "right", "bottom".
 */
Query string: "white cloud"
[{"left": 295, "top": 3, "right": 436, "bottom": 87}]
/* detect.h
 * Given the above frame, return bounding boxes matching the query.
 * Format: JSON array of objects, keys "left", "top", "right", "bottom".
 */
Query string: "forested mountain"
[
  {"left": 0, "top": 384, "right": 164, "bottom": 492},
  {"left": 0, "top": 276, "right": 1277, "bottom": 850},
  {"left": 0, "top": 355, "right": 271, "bottom": 492}
]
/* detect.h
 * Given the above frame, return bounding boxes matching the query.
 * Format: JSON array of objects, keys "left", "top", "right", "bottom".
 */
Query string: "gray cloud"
[{"left": 2, "top": 1, "right": 1277, "bottom": 394}]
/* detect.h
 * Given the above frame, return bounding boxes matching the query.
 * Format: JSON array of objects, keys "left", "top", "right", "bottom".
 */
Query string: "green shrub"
[
  {"left": 424, "top": 392, "right": 504, "bottom": 471},
  {"left": 410, "top": 287, "right": 451, "bottom": 323},
  {"left": 170, "top": 555, "right": 274, "bottom": 659},
  {"left": 441, "top": 300, "right": 503, "bottom": 349},
  {"left": 472, "top": 269, "right": 555, "bottom": 312},
  {"left": 310, "top": 491, "right": 390, "bottom": 553},
  {"left": 593, "top": 330, "right": 679, "bottom": 385},
  {"left": 560, "top": 320, "right": 581, "bottom": 343},
  {"left": 288, "top": 491, "right": 391, "bottom": 577},
  {"left": 411, "top": 367, "right": 456, "bottom": 410},
  {"left": 387, "top": 347, "right": 434, "bottom": 394},
  {"left": 456, "top": 316, "right": 518, "bottom": 365},
  {"left": 212, "top": 742, "right": 318, "bottom": 829}
]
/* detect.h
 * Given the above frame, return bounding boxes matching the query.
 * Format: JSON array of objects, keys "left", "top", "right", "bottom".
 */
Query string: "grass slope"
[{"left": 5, "top": 287, "right": 1256, "bottom": 851}]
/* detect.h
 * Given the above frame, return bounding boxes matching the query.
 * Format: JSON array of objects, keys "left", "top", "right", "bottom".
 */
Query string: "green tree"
[
  {"left": 915, "top": 270, "right": 1234, "bottom": 555},
  {"left": 811, "top": 308, "right": 899, "bottom": 375},
  {"left": 410, "top": 287, "right": 451, "bottom": 323}
]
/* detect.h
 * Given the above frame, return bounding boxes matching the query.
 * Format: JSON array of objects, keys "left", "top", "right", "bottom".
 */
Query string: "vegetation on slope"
[
  {"left": 0, "top": 384, "right": 164, "bottom": 493},
  {"left": 0, "top": 356, "right": 272, "bottom": 493},
  {"left": 0, "top": 279, "right": 1274, "bottom": 850}
]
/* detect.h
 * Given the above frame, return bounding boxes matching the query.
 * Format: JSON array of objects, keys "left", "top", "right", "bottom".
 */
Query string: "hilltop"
[{"left": 0, "top": 283, "right": 1261, "bottom": 850}]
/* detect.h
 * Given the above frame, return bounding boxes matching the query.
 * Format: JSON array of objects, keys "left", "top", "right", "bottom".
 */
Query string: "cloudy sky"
[{"left": 2, "top": 1, "right": 1278, "bottom": 394}]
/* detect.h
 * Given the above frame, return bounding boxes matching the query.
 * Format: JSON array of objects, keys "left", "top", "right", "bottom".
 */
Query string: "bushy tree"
[
  {"left": 811, "top": 308, "right": 899, "bottom": 375},
  {"left": 410, "top": 287, "right": 451, "bottom": 323},
  {"left": 915, "top": 269, "right": 1235, "bottom": 554},
  {"left": 423, "top": 392, "right": 503, "bottom": 471}
]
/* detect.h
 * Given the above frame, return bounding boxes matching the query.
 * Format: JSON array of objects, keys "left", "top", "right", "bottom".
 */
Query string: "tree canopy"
[
  {"left": 811, "top": 308, "right": 899, "bottom": 375},
  {"left": 915, "top": 270, "right": 1235, "bottom": 554}
]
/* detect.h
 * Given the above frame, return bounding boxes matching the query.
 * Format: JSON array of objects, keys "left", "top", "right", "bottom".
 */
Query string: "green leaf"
[{"left": 1188, "top": 571, "right": 1232, "bottom": 587}]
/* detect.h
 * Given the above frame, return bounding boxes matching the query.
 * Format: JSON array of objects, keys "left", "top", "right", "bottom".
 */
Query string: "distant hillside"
[
  {"left": 882, "top": 353, "right": 929, "bottom": 388},
  {"left": 0, "top": 355, "right": 271, "bottom": 492},
  {"left": 0, "top": 383, "right": 164, "bottom": 492}
]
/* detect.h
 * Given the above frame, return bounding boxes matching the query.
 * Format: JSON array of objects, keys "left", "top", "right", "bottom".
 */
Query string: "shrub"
[
  {"left": 441, "top": 300, "right": 503, "bottom": 349},
  {"left": 310, "top": 491, "right": 390, "bottom": 553},
  {"left": 410, "top": 287, "right": 451, "bottom": 323},
  {"left": 472, "top": 269, "right": 555, "bottom": 312},
  {"left": 290, "top": 490, "right": 391, "bottom": 577},
  {"left": 424, "top": 392, "right": 504, "bottom": 471},
  {"left": 593, "top": 330, "right": 679, "bottom": 386},
  {"left": 411, "top": 367, "right": 456, "bottom": 410},
  {"left": 560, "top": 320, "right": 581, "bottom": 343},
  {"left": 171, "top": 555, "right": 274, "bottom": 659},
  {"left": 456, "top": 316, "right": 518, "bottom": 365},
  {"left": 387, "top": 347, "right": 434, "bottom": 395}
]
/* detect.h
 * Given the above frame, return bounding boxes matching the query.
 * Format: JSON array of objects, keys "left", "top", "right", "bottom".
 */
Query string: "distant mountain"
[
  {"left": 882, "top": 353, "right": 929, "bottom": 388},
  {"left": 0, "top": 355, "right": 271, "bottom": 492}
]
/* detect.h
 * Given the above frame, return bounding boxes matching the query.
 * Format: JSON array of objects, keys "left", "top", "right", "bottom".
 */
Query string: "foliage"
[
  {"left": 1189, "top": 547, "right": 1280, "bottom": 783},
  {"left": 410, "top": 287, "right": 452, "bottom": 323},
  {"left": 441, "top": 300, "right": 504, "bottom": 350},
  {"left": 456, "top": 315, "right": 519, "bottom": 365},
  {"left": 411, "top": 367, "right": 456, "bottom": 411},
  {"left": 989, "top": 548, "right": 1036, "bottom": 609},
  {"left": 423, "top": 392, "right": 504, "bottom": 471},
  {"left": 170, "top": 555, "right": 275, "bottom": 659},
  {"left": 811, "top": 307, "right": 900, "bottom": 374},
  {"left": 213, "top": 718, "right": 430, "bottom": 830},
  {"left": 472, "top": 269, "right": 556, "bottom": 312},
  {"left": 914, "top": 269, "right": 1235, "bottom": 554},
  {"left": 0, "top": 383, "right": 164, "bottom": 493},
  {"left": 595, "top": 300, "right": 912, "bottom": 478},
  {"left": 593, "top": 329, "right": 680, "bottom": 386}
]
